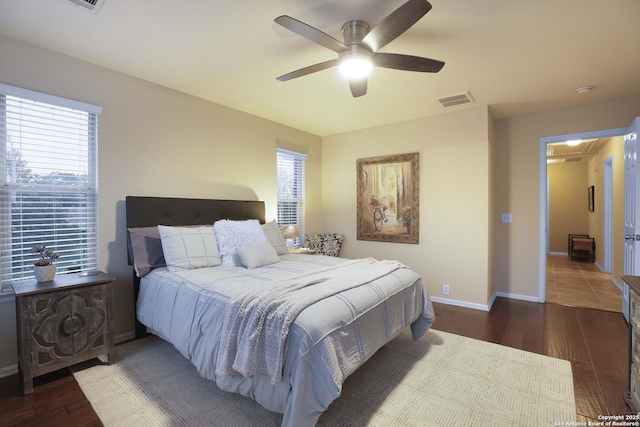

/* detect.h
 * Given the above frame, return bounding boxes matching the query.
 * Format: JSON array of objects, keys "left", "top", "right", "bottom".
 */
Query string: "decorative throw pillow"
[
  {"left": 304, "top": 233, "right": 344, "bottom": 257},
  {"left": 157, "top": 225, "right": 221, "bottom": 272},
  {"left": 262, "top": 220, "right": 289, "bottom": 255},
  {"left": 237, "top": 240, "right": 281, "bottom": 269},
  {"left": 128, "top": 226, "right": 166, "bottom": 277},
  {"left": 213, "top": 219, "right": 267, "bottom": 267}
]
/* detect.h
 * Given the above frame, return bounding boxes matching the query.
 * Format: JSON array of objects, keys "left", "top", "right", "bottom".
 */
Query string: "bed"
[{"left": 126, "top": 196, "right": 435, "bottom": 427}]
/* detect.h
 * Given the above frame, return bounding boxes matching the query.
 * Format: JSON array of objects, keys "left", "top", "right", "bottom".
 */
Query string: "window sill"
[{"left": 0, "top": 285, "right": 14, "bottom": 302}]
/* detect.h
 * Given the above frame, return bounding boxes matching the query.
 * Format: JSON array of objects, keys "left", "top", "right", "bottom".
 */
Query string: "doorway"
[{"left": 539, "top": 126, "right": 628, "bottom": 309}]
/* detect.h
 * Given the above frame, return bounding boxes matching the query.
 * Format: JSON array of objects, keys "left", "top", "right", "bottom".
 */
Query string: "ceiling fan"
[{"left": 274, "top": 0, "right": 445, "bottom": 97}]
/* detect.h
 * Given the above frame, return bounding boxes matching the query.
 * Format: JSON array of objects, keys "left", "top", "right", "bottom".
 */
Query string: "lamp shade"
[{"left": 281, "top": 224, "right": 300, "bottom": 239}]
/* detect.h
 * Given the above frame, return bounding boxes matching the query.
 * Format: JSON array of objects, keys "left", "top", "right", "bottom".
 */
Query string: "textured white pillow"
[
  {"left": 262, "top": 220, "right": 289, "bottom": 255},
  {"left": 157, "top": 225, "right": 221, "bottom": 272},
  {"left": 213, "top": 219, "right": 268, "bottom": 267},
  {"left": 237, "top": 240, "right": 281, "bottom": 269}
]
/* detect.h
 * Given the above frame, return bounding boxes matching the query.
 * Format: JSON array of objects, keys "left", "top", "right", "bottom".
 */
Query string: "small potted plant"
[{"left": 32, "top": 245, "right": 60, "bottom": 282}]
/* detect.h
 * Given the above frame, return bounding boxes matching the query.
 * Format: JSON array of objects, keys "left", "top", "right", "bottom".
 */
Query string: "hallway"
[{"left": 546, "top": 254, "right": 623, "bottom": 312}]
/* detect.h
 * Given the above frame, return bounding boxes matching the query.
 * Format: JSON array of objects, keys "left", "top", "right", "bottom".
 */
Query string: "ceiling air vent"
[
  {"left": 436, "top": 91, "right": 475, "bottom": 108},
  {"left": 64, "top": 0, "right": 104, "bottom": 14},
  {"left": 563, "top": 156, "right": 582, "bottom": 163},
  {"left": 581, "top": 139, "right": 595, "bottom": 153}
]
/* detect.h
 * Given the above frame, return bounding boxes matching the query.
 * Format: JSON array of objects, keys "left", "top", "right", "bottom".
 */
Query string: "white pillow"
[
  {"left": 237, "top": 240, "right": 281, "bottom": 269},
  {"left": 213, "top": 219, "right": 267, "bottom": 267},
  {"left": 262, "top": 220, "right": 289, "bottom": 255},
  {"left": 157, "top": 225, "right": 221, "bottom": 272}
]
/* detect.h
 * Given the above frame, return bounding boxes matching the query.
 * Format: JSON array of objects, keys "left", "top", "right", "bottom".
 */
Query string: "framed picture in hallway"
[
  {"left": 588, "top": 185, "right": 595, "bottom": 212},
  {"left": 356, "top": 152, "right": 419, "bottom": 244}
]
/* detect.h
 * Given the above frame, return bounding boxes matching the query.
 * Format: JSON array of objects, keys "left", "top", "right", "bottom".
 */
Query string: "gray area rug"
[{"left": 73, "top": 329, "right": 575, "bottom": 426}]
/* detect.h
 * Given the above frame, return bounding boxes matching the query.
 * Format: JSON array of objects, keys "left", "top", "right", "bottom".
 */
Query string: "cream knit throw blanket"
[{"left": 216, "top": 258, "right": 405, "bottom": 384}]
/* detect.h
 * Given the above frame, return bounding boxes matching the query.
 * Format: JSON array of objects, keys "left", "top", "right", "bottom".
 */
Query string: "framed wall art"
[
  {"left": 356, "top": 152, "right": 419, "bottom": 244},
  {"left": 588, "top": 185, "right": 595, "bottom": 212}
]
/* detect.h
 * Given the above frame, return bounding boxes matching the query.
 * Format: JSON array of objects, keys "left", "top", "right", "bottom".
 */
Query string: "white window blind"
[
  {"left": 277, "top": 148, "right": 306, "bottom": 247},
  {"left": 0, "top": 83, "right": 102, "bottom": 282}
]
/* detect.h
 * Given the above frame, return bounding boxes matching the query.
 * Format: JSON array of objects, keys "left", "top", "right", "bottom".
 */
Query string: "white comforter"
[{"left": 137, "top": 254, "right": 435, "bottom": 427}]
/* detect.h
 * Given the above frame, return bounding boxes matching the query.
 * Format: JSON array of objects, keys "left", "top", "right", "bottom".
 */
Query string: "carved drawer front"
[
  {"left": 631, "top": 289, "right": 640, "bottom": 327},
  {"left": 633, "top": 326, "right": 640, "bottom": 368},
  {"left": 28, "top": 285, "right": 109, "bottom": 373},
  {"left": 632, "top": 363, "right": 640, "bottom": 413}
]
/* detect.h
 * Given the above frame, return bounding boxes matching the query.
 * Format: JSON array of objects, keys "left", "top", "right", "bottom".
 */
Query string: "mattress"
[{"left": 137, "top": 253, "right": 435, "bottom": 427}]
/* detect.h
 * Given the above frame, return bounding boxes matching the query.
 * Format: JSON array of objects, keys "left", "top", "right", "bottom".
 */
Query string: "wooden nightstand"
[
  {"left": 288, "top": 248, "right": 317, "bottom": 255},
  {"left": 11, "top": 271, "right": 115, "bottom": 395}
]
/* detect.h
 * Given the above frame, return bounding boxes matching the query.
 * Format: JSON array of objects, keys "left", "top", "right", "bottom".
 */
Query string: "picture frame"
[
  {"left": 588, "top": 185, "right": 595, "bottom": 212},
  {"left": 356, "top": 152, "right": 419, "bottom": 244}
]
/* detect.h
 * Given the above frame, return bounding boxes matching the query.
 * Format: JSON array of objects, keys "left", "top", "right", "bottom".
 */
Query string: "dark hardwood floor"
[
  {"left": 0, "top": 297, "right": 631, "bottom": 426},
  {"left": 433, "top": 298, "right": 631, "bottom": 421}
]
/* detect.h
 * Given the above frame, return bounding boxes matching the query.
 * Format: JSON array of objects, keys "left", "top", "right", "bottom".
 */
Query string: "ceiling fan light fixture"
[
  {"left": 275, "top": 1, "right": 444, "bottom": 96},
  {"left": 339, "top": 56, "right": 372, "bottom": 78}
]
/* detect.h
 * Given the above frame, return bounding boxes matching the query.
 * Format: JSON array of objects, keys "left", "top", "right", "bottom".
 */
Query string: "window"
[
  {"left": 276, "top": 148, "right": 306, "bottom": 247},
  {"left": 0, "top": 83, "right": 102, "bottom": 282}
]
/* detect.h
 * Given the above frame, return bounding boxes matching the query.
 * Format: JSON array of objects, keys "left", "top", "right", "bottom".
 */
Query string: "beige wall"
[
  {"left": 2, "top": 31, "right": 640, "bottom": 374},
  {"left": 547, "top": 162, "right": 589, "bottom": 253},
  {"left": 322, "top": 107, "right": 493, "bottom": 307},
  {"left": 494, "top": 99, "right": 640, "bottom": 299},
  {"left": 587, "top": 136, "right": 625, "bottom": 283},
  {"left": 0, "top": 35, "right": 323, "bottom": 349}
]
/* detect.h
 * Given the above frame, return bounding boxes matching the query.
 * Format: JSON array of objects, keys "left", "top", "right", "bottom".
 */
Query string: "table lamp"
[{"left": 281, "top": 224, "right": 300, "bottom": 248}]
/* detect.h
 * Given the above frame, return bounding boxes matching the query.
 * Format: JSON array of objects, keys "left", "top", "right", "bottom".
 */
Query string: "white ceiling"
[{"left": 1, "top": 0, "right": 639, "bottom": 137}]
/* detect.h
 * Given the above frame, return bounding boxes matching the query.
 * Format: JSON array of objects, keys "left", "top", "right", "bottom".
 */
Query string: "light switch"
[{"left": 501, "top": 213, "right": 512, "bottom": 223}]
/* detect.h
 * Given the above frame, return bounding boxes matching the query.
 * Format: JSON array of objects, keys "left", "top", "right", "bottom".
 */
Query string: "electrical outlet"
[
  {"left": 442, "top": 284, "right": 450, "bottom": 295},
  {"left": 501, "top": 213, "right": 512, "bottom": 223}
]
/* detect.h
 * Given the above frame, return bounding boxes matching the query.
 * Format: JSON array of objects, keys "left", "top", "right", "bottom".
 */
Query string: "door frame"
[
  {"left": 539, "top": 126, "right": 627, "bottom": 302},
  {"left": 604, "top": 156, "right": 614, "bottom": 273}
]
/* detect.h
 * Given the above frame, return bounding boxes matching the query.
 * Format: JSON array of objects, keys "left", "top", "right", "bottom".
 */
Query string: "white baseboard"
[
  {"left": 549, "top": 251, "right": 568, "bottom": 256},
  {"left": 431, "top": 292, "right": 541, "bottom": 313},
  {"left": 594, "top": 261, "right": 605, "bottom": 272},
  {"left": 0, "top": 364, "right": 17, "bottom": 379},
  {"left": 430, "top": 296, "right": 493, "bottom": 311},
  {"left": 487, "top": 292, "right": 497, "bottom": 310},
  {"left": 613, "top": 278, "right": 624, "bottom": 292},
  {"left": 494, "top": 292, "right": 540, "bottom": 303}
]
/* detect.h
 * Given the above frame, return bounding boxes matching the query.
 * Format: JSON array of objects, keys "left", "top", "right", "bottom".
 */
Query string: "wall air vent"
[
  {"left": 436, "top": 91, "right": 475, "bottom": 108},
  {"left": 64, "top": 0, "right": 104, "bottom": 14},
  {"left": 563, "top": 156, "right": 582, "bottom": 163}
]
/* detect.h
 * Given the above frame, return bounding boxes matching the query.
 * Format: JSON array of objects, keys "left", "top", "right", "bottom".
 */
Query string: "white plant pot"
[{"left": 34, "top": 264, "right": 57, "bottom": 282}]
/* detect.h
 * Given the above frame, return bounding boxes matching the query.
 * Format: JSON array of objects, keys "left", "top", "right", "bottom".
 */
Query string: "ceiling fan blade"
[
  {"left": 275, "top": 15, "right": 347, "bottom": 53},
  {"left": 361, "top": 0, "right": 432, "bottom": 52},
  {"left": 372, "top": 52, "right": 444, "bottom": 72},
  {"left": 349, "top": 78, "right": 367, "bottom": 97},
  {"left": 276, "top": 59, "right": 339, "bottom": 81}
]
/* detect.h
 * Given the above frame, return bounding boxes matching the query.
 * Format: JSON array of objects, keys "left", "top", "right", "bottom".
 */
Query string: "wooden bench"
[
  {"left": 570, "top": 236, "right": 595, "bottom": 262},
  {"left": 568, "top": 233, "right": 589, "bottom": 253}
]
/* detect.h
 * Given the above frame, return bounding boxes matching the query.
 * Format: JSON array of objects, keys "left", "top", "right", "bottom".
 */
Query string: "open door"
[{"left": 623, "top": 117, "right": 640, "bottom": 322}]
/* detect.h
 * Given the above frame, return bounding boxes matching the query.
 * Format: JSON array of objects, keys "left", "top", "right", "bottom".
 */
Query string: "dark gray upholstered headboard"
[
  {"left": 125, "top": 196, "right": 266, "bottom": 337},
  {"left": 126, "top": 196, "right": 265, "bottom": 263}
]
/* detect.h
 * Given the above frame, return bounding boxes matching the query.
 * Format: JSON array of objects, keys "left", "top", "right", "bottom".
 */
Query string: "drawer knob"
[{"left": 60, "top": 314, "right": 86, "bottom": 336}]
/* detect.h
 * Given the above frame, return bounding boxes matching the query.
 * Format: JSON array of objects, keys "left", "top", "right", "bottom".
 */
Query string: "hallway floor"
[{"left": 546, "top": 254, "right": 623, "bottom": 312}]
